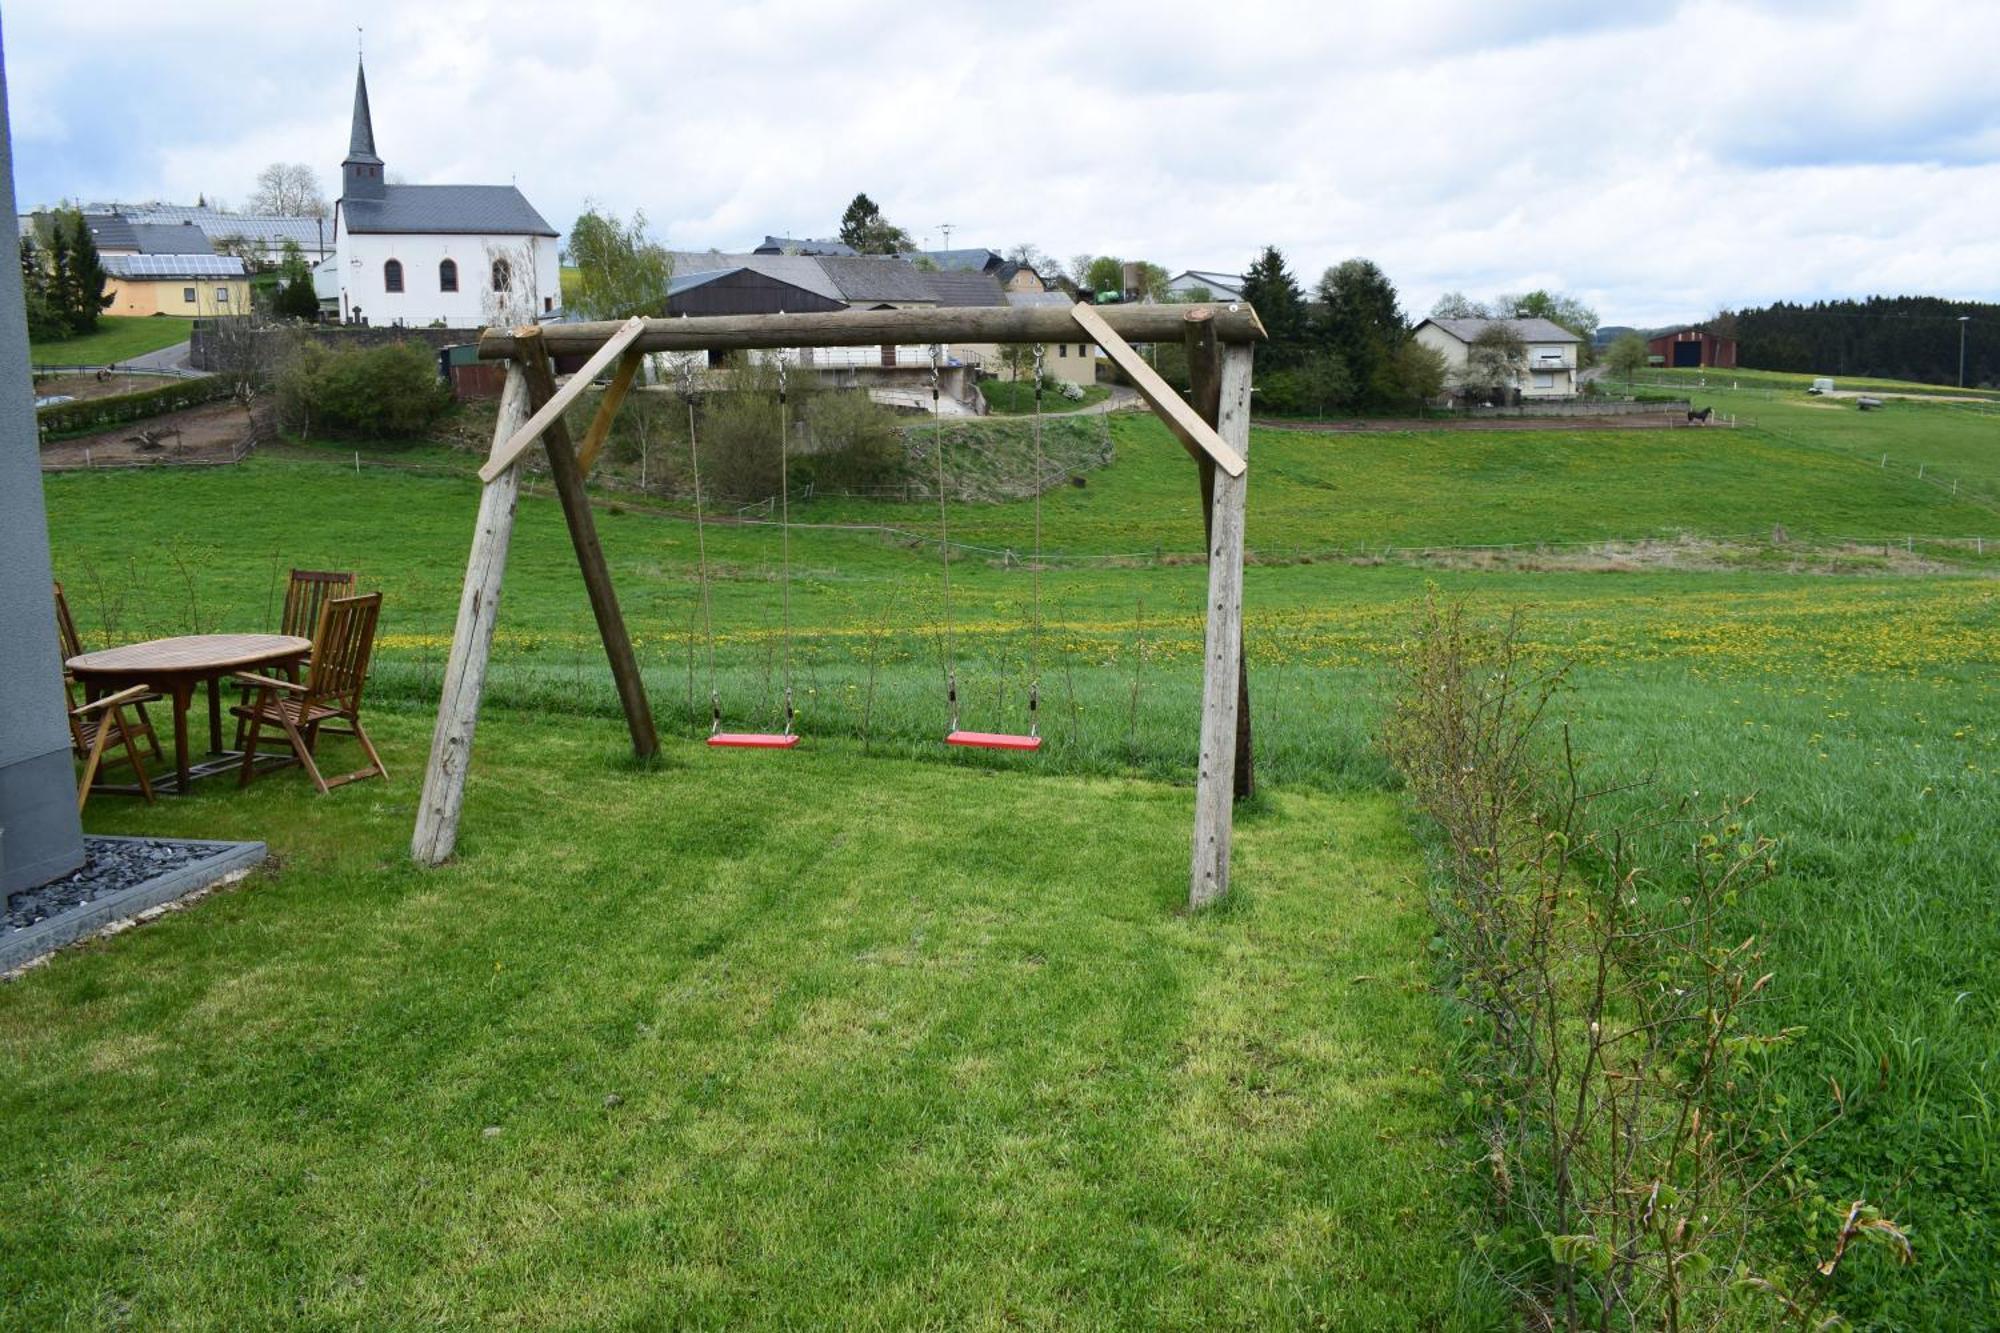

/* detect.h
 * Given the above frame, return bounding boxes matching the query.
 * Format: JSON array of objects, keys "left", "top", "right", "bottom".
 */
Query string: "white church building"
[{"left": 317, "top": 59, "right": 559, "bottom": 328}]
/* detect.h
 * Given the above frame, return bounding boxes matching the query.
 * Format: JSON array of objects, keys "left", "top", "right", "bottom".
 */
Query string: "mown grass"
[
  {"left": 0, "top": 713, "right": 1498, "bottom": 1329},
  {"left": 28, "top": 315, "right": 194, "bottom": 366},
  {"left": 23, "top": 394, "right": 2000, "bottom": 1325},
  {"left": 981, "top": 379, "right": 1111, "bottom": 414}
]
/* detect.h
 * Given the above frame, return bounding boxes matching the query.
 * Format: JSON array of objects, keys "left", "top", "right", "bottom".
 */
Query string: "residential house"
[
  {"left": 100, "top": 253, "right": 249, "bottom": 317},
  {"left": 751, "top": 235, "right": 856, "bottom": 256},
  {"left": 1005, "top": 291, "right": 1095, "bottom": 386},
  {"left": 904, "top": 248, "right": 1046, "bottom": 294},
  {"left": 84, "top": 204, "right": 330, "bottom": 265},
  {"left": 1164, "top": 269, "right": 1244, "bottom": 301},
  {"left": 323, "top": 57, "right": 559, "bottom": 327},
  {"left": 1412, "top": 317, "right": 1582, "bottom": 399}
]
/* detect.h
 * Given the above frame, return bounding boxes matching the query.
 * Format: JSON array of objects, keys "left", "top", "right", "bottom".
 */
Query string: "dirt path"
[{"left": 40, "top": 400, "right": 264, "bottom": 470}]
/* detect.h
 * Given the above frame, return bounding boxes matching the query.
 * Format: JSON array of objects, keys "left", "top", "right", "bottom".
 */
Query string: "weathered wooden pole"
[
  {"left": 412, "top": 362, "right": 531, "bottom": 864},
  {"left": 1188, "top": 341, "right": 1254, "bottom": 909},
  {"left": 1184, "top": 314, "right": 1254, "bottom": 802},
  {"left": 515, "top": 331, "right": 660, "bottom": 760}
]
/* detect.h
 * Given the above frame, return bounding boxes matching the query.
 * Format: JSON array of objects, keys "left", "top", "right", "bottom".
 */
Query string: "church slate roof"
[{"left": 341, "top": 185, "right": 556, "bottom": 237}]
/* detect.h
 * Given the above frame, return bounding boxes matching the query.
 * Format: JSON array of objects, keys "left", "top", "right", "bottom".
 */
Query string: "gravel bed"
[{"left": 6, "top": 836, "right": 236, "bottom": 934}]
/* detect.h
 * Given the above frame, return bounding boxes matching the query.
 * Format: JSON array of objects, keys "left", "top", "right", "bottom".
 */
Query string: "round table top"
[{"left": 67, "top": 633, "right": 312, "bottom": 678}]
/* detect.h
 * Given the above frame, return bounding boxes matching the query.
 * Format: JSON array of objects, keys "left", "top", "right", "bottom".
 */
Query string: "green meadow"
[{"left": 8, "top": 391, "right": 1998, "bottom": 1326}]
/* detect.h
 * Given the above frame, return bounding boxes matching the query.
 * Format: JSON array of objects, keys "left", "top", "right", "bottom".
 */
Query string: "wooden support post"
[
  {"left": 1185, "top": 315, "right": 1254, "bottom": 802},
  {"left": 1190, "top": 341, "right": 1254, "bottom": 909},
  {"left": 412, "top": 363, "right": 531, "bottom": 865},
  {"left": 517, "top": 331, "right": 661, "bottom": 760},
  {"left": 575, "top": 347, "right": 644, "bottom": 476}
]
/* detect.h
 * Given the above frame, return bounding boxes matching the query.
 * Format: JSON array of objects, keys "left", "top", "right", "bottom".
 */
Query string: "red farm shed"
[{"left": 1648, "top": 326, "right": 1738, "bottom": 369}]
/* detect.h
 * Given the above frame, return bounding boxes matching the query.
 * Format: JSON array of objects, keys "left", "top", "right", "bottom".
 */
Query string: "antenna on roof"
[{"left": 939, "top": 222, "right": 954, "bottom": 249}]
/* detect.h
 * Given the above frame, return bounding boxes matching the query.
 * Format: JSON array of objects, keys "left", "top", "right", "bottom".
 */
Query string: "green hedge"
[{"left": 36, "top": 375, "right": 240, "bottom": 440}]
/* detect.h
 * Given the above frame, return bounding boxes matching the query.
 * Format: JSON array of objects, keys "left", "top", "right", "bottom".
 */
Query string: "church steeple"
[{"left": 342, "top": 57, "right": 385, "bottom": 202}]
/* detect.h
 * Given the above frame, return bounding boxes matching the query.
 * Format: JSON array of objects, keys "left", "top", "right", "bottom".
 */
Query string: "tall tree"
[
  {"left": 1239, "top": 245, "right": 1306, "bottom": 361},
  {"left": 19, "top": 234, "right": 57, "bottom": 340},
  {"left": 836, "top": 193, "right": 912, "bottom": 255},
  {"left": 249, "top": 162, "right": 328, "bottom": 217},
  {"left": 566, "top": 206, "right": 674, "bottom": 320},
  {"left": 1463, "top": 322, "right": 1528, "bottom": 396},
  {"left": 1604, "top": 332, "right": 1649, "bottom": 382},
  {"left": 1083, "top": 255, "right": 1125, "bottom": 297},
  {"left": 1430, "top": 291, "right": 1487, "bottom": 319},
  {"left": 1315, "top": 258, "right": 1406, "bottom": 405},
  {"left": 1498, "top": 289, "right": 1598, "bottom": 345},
  {"left": 273, "top": 239, "right": 321, "bottom": 320}
]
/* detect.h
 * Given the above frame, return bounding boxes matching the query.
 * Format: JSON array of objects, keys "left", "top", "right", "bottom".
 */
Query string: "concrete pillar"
[{"left": 0, "top": 19, "right": 87, "bottom": 895}]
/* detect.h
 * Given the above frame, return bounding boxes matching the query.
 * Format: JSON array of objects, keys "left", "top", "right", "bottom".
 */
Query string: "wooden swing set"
[{"left": 410, "top": 301, "right": 1264, "bottom": 908}]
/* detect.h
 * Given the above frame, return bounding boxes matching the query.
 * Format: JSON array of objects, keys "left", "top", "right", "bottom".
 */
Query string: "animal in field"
[{"left": 1688, "top": 406, "right": 1714, "bottom": 424}]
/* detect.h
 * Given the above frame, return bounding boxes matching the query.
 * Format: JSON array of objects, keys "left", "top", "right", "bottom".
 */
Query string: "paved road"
[{"left": 125, "top": 341, "right": 204, "bottom": 375}]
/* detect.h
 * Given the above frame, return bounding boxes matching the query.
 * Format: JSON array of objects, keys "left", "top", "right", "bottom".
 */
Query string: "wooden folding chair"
[
  {"left": 53, "top": 581, "right": 163, "bottom": 762},
  {"left": 69, "top": 684, "right": 158, "bottom": 812},
  {"left": 238, "top": 569, "right": 357, "bottom": 748},
  {"left": 231, "top": 593, "right": 388, "bottom": 794}
]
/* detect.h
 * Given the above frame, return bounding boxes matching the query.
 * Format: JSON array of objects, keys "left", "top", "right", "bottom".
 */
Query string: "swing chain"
[
  {"left": 947, "top": 670, "right": 959, "bottom": 732},
  {"left": 1029, "top": 683, "right": 1039, "bottom": 739},
  {"left": 709, "top": 689, "right": 721, "bottom": 737},
  {"left": 783, "top": 685, "right": 796, "bottom": 737},
  {"left": 1032, "top": 342, "right": 1044, "bottom": 400}
]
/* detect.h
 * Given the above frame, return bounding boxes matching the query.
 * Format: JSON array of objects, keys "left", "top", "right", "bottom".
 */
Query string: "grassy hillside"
[
  {"left": 29, "top": 315, "right": 193, "bottom": 366},
  {"left": 1635, "top": 364, "right": 2000, "bottom": 401}
]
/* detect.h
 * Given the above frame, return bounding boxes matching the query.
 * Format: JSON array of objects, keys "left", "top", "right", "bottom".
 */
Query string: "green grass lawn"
[
  {"left": 19, "top": 390, "right": 2000, "bottom": 1324},
  {"left": 0, "top": 714, "right": 1497, "bottom": 1329},
  {"left": 1632, "top": 364, "right": 2000, "bottom": 401},
  {"left": 29, "top": 315, "right": 194, "bottom": 367},
  {"left": 981, "top": 379, "right": 1112, "bottom": 414}
]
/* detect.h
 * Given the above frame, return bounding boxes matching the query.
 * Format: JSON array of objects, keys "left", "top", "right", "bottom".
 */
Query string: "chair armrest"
[
  {"left": 232, "top": 672, "right": 308, "bottom": 694},
  {"left": 71, "top": 684, "right": 154, "bottom": 717}
]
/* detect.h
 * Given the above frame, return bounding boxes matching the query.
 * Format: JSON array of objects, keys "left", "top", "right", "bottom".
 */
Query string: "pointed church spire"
[
  {"left": 347, "top": 57, "right": 381, "bottom": 164},
  {"left": 342, "top": 56, "right": 385, "bottom": 202}
]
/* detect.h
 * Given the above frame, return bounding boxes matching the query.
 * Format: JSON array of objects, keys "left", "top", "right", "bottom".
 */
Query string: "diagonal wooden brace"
[
  {"left": 479, "top": 314, "right": 647, "bottom": 482},
  {"left": 1070, "top": 302, "right": 1247, "bottom": 477}
]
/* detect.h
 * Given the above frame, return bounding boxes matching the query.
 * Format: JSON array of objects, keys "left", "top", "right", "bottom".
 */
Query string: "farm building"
[
  {"left": 1412, "top": 316, "right": 1583, "bottom": 399},
  {"left": 1648, "top": 326, "right": 1737, "bottom": 369},
  {"left": 100, "top": 253, "right": 250, "bottom": 317}
]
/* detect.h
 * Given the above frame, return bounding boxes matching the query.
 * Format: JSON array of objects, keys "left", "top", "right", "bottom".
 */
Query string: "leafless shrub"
[{"left": 1380, "top": 592, "right": 1912, "bottom": 1331}]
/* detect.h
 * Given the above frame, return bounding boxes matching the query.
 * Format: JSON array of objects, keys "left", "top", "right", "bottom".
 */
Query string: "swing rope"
[
  {"left": 776, "top": 355, "right": 795, "bottom": 735},
  {"left": 681, "top": 361, "right": 721, "bottom": 736},
  {"left": 930, "top": 345, "right": 958, "bottom": 731},
  {"left": 1028, "top": 345, "right": 1045, "bottom": 737}
]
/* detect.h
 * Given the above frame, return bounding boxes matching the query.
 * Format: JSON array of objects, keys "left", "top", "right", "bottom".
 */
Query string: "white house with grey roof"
[
  {"left": 1412, "top": 316, "right": 1583, "bottom": 399},
  {"left": 325, "top": 58, "right": 558, "bottom": 327}
]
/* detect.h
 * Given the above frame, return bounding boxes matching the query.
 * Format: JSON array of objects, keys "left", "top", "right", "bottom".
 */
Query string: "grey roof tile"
[
  {"left": 814, "top": 255, "right": 937, "bottom": 303},
  {"left": 342, "top": 185, "right": 556, "bottom": 237},
  {"left": 918, "top": 269, "right": 1007, "bottom": 307},
  {"left": 1420, "top": 316, "right": 1582, "bottom": 344}
]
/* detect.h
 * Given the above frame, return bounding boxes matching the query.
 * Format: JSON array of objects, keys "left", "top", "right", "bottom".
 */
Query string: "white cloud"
[{"left": 7, "top": 0, "right": 1998, "bottom": 325}]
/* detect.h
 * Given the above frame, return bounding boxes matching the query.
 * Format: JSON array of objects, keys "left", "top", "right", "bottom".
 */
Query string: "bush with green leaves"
[{"left": 274, "top": 340, "right": 452, "bottom": 440}]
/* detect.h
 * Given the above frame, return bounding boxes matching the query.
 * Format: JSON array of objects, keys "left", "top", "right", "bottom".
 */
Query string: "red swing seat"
[
  {"left": 708, "top": 732, "right": 799, "bottom": 749},
  {"left": 946, "top": 730, "right": 1042, "bottom": 751}
]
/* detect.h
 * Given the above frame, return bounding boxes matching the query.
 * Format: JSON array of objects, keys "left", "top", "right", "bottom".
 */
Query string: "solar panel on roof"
[{"left": 103, "top": 253, "right": 246, "bottom": 279}]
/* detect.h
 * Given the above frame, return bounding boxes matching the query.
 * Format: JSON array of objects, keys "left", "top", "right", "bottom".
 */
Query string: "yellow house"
[{"left": 100, "top": 253, "right": 250, "bottom": 318}]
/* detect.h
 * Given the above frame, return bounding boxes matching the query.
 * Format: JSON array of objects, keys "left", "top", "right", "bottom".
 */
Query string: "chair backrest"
[
  {"left": 282, "top": 569, "right": 357, "bottom": 641},
  {"left": 52, "top": 580, "right": 84, "bottom": 662},
  {"left": 303, "top": 593, "right": 382, "bottom": 717}
]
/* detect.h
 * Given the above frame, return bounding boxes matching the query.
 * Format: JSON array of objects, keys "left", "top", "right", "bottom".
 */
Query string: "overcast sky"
[{"left": 8, "top": 0, "right": 1998, "bottom": 326}]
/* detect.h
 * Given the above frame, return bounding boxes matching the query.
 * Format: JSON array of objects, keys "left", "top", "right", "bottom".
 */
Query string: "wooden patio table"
[{"left": 67, "top": 634, "right": 311, "bottom": 794}]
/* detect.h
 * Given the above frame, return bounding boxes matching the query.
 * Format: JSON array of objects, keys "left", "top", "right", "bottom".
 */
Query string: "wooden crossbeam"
[
  {"left": 575, "top": 347, "right": 644, "bottom": 476},
  {"left": 476, "top": 303, "right": 1267, "bottom": 360},
  {"left": 1071, "top": 303, "right": 1247, "bottom": 478},
  {"left": 478, "top": 315, "right": 646, "bottom": 482}
]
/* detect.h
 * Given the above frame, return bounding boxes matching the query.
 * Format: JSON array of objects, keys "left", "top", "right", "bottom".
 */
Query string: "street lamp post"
[{"left": 1960, "top": 315, "right": 1971, "bottom": 389}]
